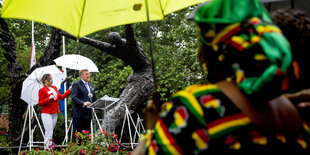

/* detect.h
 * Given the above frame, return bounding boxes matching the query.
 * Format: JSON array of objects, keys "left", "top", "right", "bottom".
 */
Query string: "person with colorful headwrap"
[
  {"left": 271, "top": 8, "right": 310, "bottom": 125},
  {"left": 132, "top": 0, "right": 310, "bottom": 154}
]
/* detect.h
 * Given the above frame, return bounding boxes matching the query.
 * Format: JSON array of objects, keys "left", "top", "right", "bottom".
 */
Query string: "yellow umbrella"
[
  {"left": 1, "top": 0, "right": 210, "bottom": 39},
  {"left": 1, "top": 0, "right": 210, "bottom": 90}
]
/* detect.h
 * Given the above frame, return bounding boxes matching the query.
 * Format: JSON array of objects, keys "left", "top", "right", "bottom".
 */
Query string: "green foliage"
[
  {"left": 0, "top": 129, "right": 13, "bottom": 154},
  {"left": 15, "top": 41, "right": 31, "bottom": 74},
  {"left": 136, "top": 8, "right": 207, "bottom": 100},
  {"left": 92, "top": 56, "right": 133, "bottom": 98}
]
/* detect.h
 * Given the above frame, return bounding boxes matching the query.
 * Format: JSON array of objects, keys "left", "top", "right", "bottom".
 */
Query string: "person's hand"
[
  {"left": 143, "top": 92, "right": 163, "bottom": 129},
  {"left": 84, "top": 101, "right": 91, "bottom": 107},
  {"left": 297, "top": 102, "right": 310, "bottom": 109},
  {"left": 49, "top": 95, "right": 56, "bottom": 100},
  {"left": 143, "top": 100, "right": 159, "bottom": 129},
  {"left": 285, "top": 88, "right": 310, "bottom": 100},
  {"left": 285, "top": 88, "right": 310, "bottom": 109}
]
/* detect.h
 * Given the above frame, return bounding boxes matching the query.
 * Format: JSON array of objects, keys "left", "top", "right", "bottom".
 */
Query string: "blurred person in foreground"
[
  {"left": 133, "top": 0, "right": 310, "bottom": 154},
  {"left": 38, "top": 73, "right": 72, "bottom": 149},
  {"left": 71, "top": 69, "right": 97, "bottom": 134},
  {"left": 271, "top": 8, "right": 310, "bottom": 124}
]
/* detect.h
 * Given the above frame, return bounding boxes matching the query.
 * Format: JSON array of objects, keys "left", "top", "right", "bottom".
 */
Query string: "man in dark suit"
[{"left": 71, "top": 69, "right": 97, "bottom": 133}]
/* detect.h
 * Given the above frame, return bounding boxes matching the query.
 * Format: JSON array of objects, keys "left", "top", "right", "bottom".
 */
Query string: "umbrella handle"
[{"left": 60, "top": 75, "right": 73, "bottom": 86}]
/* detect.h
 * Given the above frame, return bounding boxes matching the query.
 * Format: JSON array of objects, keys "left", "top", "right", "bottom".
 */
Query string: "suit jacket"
[
  {"left": 38, "top": 85, "right": 71, "bottom": 114},
  {"left": 71, "top": 80, "right": 97, "bottom": 119}
]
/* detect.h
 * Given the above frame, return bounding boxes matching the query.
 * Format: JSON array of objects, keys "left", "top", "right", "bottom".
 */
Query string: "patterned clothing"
[{"left": 143, "top": 84, "right": 310, "bottom": 154}]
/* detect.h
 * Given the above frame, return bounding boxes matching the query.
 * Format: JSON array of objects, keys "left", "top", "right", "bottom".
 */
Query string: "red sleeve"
[
  {"left": 55, "top": 86, "right": 71, "bottom": 100},
  {"left": 38, "top": 88, "right": 50, "bottom": 107}
]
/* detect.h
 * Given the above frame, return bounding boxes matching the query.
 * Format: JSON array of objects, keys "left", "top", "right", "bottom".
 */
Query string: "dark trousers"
[
  {"left": 73, "top": 117, "right": 91, "bottom": 133},
  {"left": 72, "top": 117, "right": 91, "bottom": 143}
]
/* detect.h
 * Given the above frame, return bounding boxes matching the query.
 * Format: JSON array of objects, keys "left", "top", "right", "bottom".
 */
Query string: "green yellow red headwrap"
[{"left": 194, "top": 0, "right": 292, "bottom": 97}]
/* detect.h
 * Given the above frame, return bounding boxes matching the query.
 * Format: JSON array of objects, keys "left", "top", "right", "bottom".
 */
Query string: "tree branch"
[
  {"left": 60, "top": 31, "right": 114, "bottom": 52},
  {"left": 61, "top": 26, "right": 151, "bottom": 72},
  {"left": 0, "top": 18, "right": 22, "bottom": 83}
]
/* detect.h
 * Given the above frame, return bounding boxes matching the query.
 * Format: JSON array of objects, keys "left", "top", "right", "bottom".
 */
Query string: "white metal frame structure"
[
  {"left": 18, "top": 104, "right": 44, "bottom": 154},
  {"left": 133, "top": 114, "right": 145, "bottom": 144},
  {"left": 119, "top": 105, "right": 141, "bottom": 149}
]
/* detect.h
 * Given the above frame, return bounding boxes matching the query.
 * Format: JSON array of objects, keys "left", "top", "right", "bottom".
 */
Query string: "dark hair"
[
  {"left": 41, "top": 74, "right": 51, "bottom": 85},
  {"left": 272, "top": 8, "right": 310, "bottom": 92}
]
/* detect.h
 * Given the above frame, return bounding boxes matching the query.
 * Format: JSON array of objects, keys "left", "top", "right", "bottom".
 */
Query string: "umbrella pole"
[
  {"left": 29, "top": 105, "right": 32, "bottom": 150},
  {"left": 62, "top": 36, "right": 68, "bottom": 145},
  {"left": 145, "top": 0, "right": 157, "bottom": 91},
  {"left": 291, "top": 0, "right": 294, "bottom": 8},
  {"left": 267, "top": 2, "right": 271, "bottom": 11}
]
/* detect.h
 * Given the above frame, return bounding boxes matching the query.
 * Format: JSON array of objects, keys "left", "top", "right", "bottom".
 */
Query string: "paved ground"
[{"left": 264, "top": 0, "right": 310, "bottom": 16}]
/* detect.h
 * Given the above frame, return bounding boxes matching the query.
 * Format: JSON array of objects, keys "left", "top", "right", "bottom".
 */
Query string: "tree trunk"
[
  {"left": 61, "top": 24, "right": 154, "bottom": 133},
  {"left": 0, "top": 18, "right": 62, "bottom": 145}
]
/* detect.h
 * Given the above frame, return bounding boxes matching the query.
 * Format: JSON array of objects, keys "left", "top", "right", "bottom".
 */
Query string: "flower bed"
[{"left": 20, "top": 129, "right": 131, "bottom": 155}]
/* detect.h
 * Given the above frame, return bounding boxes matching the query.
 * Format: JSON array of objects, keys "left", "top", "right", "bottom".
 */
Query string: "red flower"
[
  {"left": 74, "top": 132, "right": 79, "bottom": 138},
  {"left": 86, "top": 135, "right": 92, "bottom": 140},
  {"left": 35, "top": 148, "right": 40, "bottom": 151},
  {"left": 79, "top": 150, "right": 85, "bottom": 155},
  {"left": 82, "top": 130, "right": 89, "bottom": 134},
  {"left": 1, "top": 130, "right": 6, "bottom": 135}
]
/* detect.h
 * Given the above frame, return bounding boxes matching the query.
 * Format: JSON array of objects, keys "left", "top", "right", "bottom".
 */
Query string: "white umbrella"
[
  {"left": 53, "top": 54, "right": 99, "bottom": 72},
  {"left": 21, "top": 65, "right": 65, "bottom": 105}
]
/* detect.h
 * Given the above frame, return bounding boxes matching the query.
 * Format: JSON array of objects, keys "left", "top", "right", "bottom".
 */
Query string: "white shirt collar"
[{"left": 81, "top": 79, "right": 88, "bottom": 84}]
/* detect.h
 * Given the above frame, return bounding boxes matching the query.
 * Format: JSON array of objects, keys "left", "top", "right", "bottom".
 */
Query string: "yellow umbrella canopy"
[{"left": 1, "top": 0, "right": 210, "bottom": 38}]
